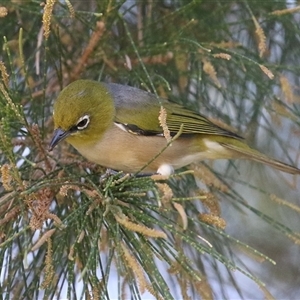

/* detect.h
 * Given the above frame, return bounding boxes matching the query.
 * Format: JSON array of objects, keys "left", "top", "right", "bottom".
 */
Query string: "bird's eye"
[{"left": 76, "top": 115, "right": 90, "bottom": 130}]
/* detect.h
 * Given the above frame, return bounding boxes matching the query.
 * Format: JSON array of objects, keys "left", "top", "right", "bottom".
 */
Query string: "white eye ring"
[{"left": 76, "top": 115, "right": 90, "bottom": 130}]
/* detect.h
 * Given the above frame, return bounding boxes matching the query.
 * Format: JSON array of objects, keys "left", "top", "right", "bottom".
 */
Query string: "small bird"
[{"left": 49, "top": 79, "right": 300, "bottom": 176}]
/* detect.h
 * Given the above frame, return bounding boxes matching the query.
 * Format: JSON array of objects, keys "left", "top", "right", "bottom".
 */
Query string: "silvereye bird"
[{"left": 49, "top": 79, "right": 300, "bottom": 175}]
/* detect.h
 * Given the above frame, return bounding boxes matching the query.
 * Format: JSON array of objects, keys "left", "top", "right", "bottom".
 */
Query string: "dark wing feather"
[
  {"left": 167, "top": 108, "right": 242, "bottom": 139},
  {"left": 106, "top": 82, "right": 243, "bottom": 140}
]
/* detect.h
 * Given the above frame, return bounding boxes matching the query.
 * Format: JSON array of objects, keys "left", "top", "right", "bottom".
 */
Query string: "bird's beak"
[{"left": 49, "top": 128, "right": 70, "bottom": 151}]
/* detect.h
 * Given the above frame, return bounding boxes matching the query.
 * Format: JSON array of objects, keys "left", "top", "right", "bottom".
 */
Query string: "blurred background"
[{"left": 0, "top": 0, "right": 300, "bottom": 299}]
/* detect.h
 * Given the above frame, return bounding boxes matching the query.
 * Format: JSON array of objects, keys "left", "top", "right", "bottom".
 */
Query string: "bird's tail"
[{"left": 221, "top": 143, "right": 300, "bottom": 175}]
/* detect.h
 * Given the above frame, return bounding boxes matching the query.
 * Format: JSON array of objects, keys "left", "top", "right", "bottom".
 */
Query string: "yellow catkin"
[
  {"left": 121, "top": 243, "right": 147, "bottom": 294},
  {"left": 46, "top": 213, "right": 64, "bottom": 227},
  {"left": 173, "top": 202, "right": 188, "bottom": 230},
  {"left": 65, "top": 0, "right": 75, "bottom": 18},
  {"left": 28, "top": 187, "right": 54, "bottom": 231},
  {"left": 199, "top": 214, "right": 226, "bottom": 230},
  {"left": 31, "top": 229, "right": 56, "bottom": 252},
  {"left": 68, "top": 244, "right": 75, "bottom": 261},
  {"left": 59, "top": 183, "right": 80, "bottom": 196},
  {"left": 77, "top": 230, "right": 85, "bottom": 243},
  {"left": 91, "top": 284, "right": 101, "bottom": 300},
  {"left": 156, "top": 183, "right": 173, "bottom": 203},
  {"left": 200, "top": 192, "right": 220, "bottom": 216},
  {"left": 271, "top": 6, "right": 300, "bottom": 16},
  {"left": 0, "top": 206, "right": 20, "bottom": 227},
  {"left": 168, "top": 261, "right": 181, "bottom": 274},
  {"left": 178, "top": 277, "right": 189, "bottom": 300},
  {"left": 0, "top": 7, "right": 8, "bottom": 18},
  {"left": 121, "top": 277, "right": 128, "bottom": 300},
  {"left": 86, "top": 197, "right": 103, "bottom": 215},
  {"left": 58, "top": 185, "right": 70, "bottom": 196},
  {"left": 270, "top": 194, "right": 300, "bottom": 213},
  {"left": 202, "top": 59, "right": 221, "bottom": 88},
  {"left": 279, "top": 75, "right": 294, "bottom": 103},
  {"left": 114, "top": 213, "right": 167, "bottom": 239},
  {"left": 42, "top": 0, "right": 57, "bottom": 39},
  {"left": 0, "top": 61, "right": 9, "bottom": 87},
  {"left": 212, "top": 53, "right": 231, "bottom": 60},
  {"left": 271, "top": 101, "right": 297, "bottom": 121},
  {"left": 98, "top": 229, "right": 109, "bottom": 252},
  {"left": 193, "top": 164, "right": 229, "bottom": 193},
  {"left": 145, "top": 282, "right": 163, "bottom": 300},
  {"left": 259, "top": 64, "right": 274, "bottom": 79},
  {"left": 0, "top": 83, "right": 23, "bottom": 121},
  {"left": 0, "top": 164, "right": 12, "bottom": 191},
  {"left": 158, "top": 106, "right": 171, "bottom": 143},
  {"left": 41, "top": 238, "right": 55, "bottom": 289},
  {"left": 252, "top": 17, "right": 267, "bottom": 57},
  {"left": 196, "top": 278, "right": 214, "bottom": 300}
]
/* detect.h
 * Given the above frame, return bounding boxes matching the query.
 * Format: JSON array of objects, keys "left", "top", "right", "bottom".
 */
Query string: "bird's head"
[{"left": 49, "top": 80, "right": 115, "bottom": 150}]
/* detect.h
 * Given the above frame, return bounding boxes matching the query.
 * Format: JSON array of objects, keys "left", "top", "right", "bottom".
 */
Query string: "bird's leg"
[{"left": 133, "top": 172, "right": 155, "bottom": 178}]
